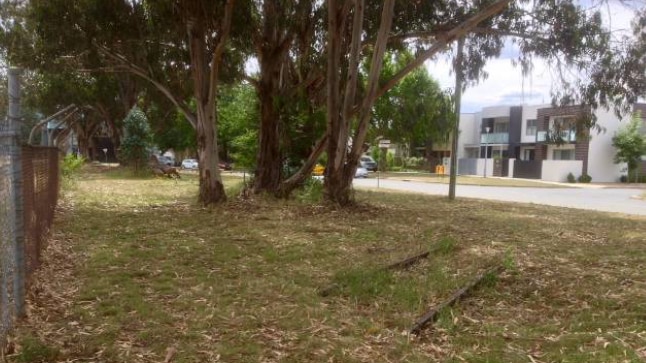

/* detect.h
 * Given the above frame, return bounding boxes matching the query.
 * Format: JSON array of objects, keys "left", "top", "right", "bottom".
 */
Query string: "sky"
[{"left": 427, "top": 1, "right": 642, "bottom": 113}]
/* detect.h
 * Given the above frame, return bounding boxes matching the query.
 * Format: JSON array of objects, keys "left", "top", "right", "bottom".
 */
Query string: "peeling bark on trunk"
[
  {"left": 184, "top": 0, "right": 235, "bottom": 205},
  {"left": 324, "top": 0, "right": 393, "bottom": 205},
  {"left": 253, "top": 1, "right": 297, "bottom": 195},
  {"left": 323, "top": 0, "right": 512, "bottom": 206},
  {"left": 323, "top": 0, "right": 347, "bottom": 204},
  {"left": 195, "top": 104, "right": 225, "bottom": 204},
  {"left": 187, "top": 16, "right": 228, "bottom": 205},
  {"left": 253, "top": 55, "right": 283, "bottom": 194}
]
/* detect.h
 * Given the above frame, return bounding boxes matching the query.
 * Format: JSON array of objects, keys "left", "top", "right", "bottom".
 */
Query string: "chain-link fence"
[
  {"left": 21, "top": 146, "right": 60, "bottom": 277},
  {"left": 1, "top": 69, "right": 60, "bottom": 350}
]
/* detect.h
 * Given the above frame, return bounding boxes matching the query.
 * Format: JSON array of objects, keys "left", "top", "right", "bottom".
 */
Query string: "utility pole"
[{"left": 448, "top": 37, "right": 464, "bottom": 201}]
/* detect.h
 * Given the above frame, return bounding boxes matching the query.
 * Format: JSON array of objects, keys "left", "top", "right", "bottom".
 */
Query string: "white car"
[
  {"left": 181, "top": 158, "right": 198, "bottom": 169},
  {"left": 355, "top": 166, "right": 369, "bottom": 178}
]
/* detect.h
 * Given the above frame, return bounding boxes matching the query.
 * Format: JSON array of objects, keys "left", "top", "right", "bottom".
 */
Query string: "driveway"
[{"left": 353, "top": 178, "right": 646, "bottom": 216}]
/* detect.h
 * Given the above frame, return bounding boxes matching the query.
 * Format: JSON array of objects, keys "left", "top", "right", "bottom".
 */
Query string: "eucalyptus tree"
[
  {"left": 248, "top": 0, "right": 328, "bottom": 196},
  {"left": 321, "top": 0, "right": 638, "bottom": 205},
  {"left": 93, "top": 0, "right": 248, "bottom": 204},
  {"left": 370, "top": 51, "right": 454, "bottom": 160},
  {"left": 0, "top": 0, "right": 141, "bottom": 149},
  {"left": 1, "top": 0, "right": 252, "bottom": 205}
]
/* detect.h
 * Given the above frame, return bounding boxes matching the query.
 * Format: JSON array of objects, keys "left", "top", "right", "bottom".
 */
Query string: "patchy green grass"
[
  {"left": 9, "top": 165, "right": 646, "bottom": 362},
  {"left": 376, "top": 172, "right": 569, "bottom": 188}
]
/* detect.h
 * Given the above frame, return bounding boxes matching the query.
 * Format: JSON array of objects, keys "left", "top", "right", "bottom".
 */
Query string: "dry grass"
[
  {"left": 375, "top": 172, "right": 568, "bottom": 188},
  {"left": 8, "top": 165, "right": 646, "bottom": 363}
]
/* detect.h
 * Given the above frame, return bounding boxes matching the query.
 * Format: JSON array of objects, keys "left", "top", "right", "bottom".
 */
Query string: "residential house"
[{"left": 458, "top": 103, "right": 644, "bottom": 182}]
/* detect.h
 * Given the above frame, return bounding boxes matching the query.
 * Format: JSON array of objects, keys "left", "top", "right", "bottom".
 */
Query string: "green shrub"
[
  {"left": 404, "top": 156, "right": 425, "bottom": 168},
  {"left": 14, "top": 336, "right": 59, "bottom": 362},
  {"left": 578, "top": 174, "right": 592, "bottom": 183},
  {"left": 296, "top": 177, "right": 324, "bottom": 203},
  {"left": 386, "top": 152, "right": 394, "bottom": 169},
  {"left": 566, "top": 172, "right": 576, "bottom": 183},
  {"left": 627, "top": 171, "right": 646, "bottom": 183},
  {"left": 120, "top": 107, "right": 152, "bottom": 173},
  {"left": 61, "top": 154, "right": 85, "bottom": 179}
]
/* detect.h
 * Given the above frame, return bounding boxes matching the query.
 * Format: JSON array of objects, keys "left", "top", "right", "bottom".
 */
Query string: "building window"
[
  {"left": 553, "top": 149, "right": 575, "bottom": 160},
  {"left": 523, "top": 149, "right": 535, "bottom": 161},
  {"left": 493, "top": 121, "right": 508, "bottom": 133},
  {"left": 526, "top": 119, "right": 537, "bottom": 136}
]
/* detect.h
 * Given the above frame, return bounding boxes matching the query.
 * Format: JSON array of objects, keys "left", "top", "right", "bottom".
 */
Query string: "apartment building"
[{"left": 457, "top": 103, "right": 645, "bottom": 182}]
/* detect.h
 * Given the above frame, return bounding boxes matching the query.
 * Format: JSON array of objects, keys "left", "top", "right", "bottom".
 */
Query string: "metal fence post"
[{"left": 8, "top": 68, "right": 26, "bottom": 318}]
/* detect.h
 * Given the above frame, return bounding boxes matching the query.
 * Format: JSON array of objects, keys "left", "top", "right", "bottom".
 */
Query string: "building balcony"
[
  {"left": 480, "top": 132, "right": 509, "bottom": 144},
  {"left": 536, "top": 130, "right": 576, "bottom": 143}
]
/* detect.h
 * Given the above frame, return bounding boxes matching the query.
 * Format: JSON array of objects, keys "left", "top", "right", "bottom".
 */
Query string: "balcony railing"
[
  {"left": 480, "top": 132, "right": 509, "bottom": 144},
  {"left": 536, "top": 130, "right": 576, "bottom": 143}
]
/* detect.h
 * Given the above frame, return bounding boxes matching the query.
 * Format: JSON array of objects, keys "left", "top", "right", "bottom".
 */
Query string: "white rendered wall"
[
  {"left": 458, "top": 113, "right": 479, "bottom": 158},
  {"left": 475, "top": 158, "right": 494, "bottom": 177},
  {"left": 508, "top": 158, "right": 515, "bottom": 177},
  {"left": 541, "top": 160, "right": 583, "bottom": 182},
  {"left": 587, "top": 108, "right": 628, "bottom": 182}
]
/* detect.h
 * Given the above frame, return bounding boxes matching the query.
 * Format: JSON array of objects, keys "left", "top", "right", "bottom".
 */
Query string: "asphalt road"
[{"left": 353, "top": 178, "right": 646, "bottom": 216}]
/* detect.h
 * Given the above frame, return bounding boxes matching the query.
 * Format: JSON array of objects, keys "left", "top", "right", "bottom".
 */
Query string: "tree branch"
[
  {"left": 94, "top": 43, "right": 197, "bottom": 128},
  {"left": 349, "top": 0, "right": 396, "bottom": 160},
  {"left": 208, "top": 0, "right": 236, "bottom": 105},
  {"left": 369, "top": 0, "right": 513, "bottom": 108}
]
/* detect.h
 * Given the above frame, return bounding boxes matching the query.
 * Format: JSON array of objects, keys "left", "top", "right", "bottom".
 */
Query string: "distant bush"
[
  {"left": 62, "top": 154, "right": 85, "bottom": 176},
  {"left": 120, "top": 107, "right": 152, "bottom": 173},
  {"left": 296, "top": 177, "right": 324, "bottom": 203},
  {"left": 61, "top": 154, "right": 85, "bottom": 189},
  {"left": 578, "top": 174, "right": 592, "bottom": 183},
  {"left": 627, "top": 171, "right": 646, "bottom": 183},
  {"left": 387, "top": 152, "right": 394, "bottom": 169},
  {"left": 566, "top": 172, "right": 576, "bottom": 183},
  {"left": 404, "top": 156, "right": 425, "bottom": 168}
]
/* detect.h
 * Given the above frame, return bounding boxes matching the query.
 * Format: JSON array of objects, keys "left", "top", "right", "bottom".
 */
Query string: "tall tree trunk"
[
  {"left": 186, "top": 0, "right": 235, "bottom": 205},
  {"left": 253, "top": 1, "right": 296, "bottom": 195},
  {"left": 188, "top": 29, "right": 226, "bottom": 205},
  {"left": 325, "top": 0, "right": 393, "bottom": 205},
  {"left": 195, "top": 102, "right": 225, "bottom": 204},
  {"left": 253, "top": 55, "right": 283, "bottom": 194},
  {"left": 323, "top": 0, "right": 347, "bottom": 204}
]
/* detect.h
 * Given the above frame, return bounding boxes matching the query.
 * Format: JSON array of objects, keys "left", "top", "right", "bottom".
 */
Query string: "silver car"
[{"left": 181, "top": 158, "right": 198, "bottom": 169}]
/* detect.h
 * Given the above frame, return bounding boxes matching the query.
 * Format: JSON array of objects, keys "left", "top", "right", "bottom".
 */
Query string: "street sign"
[{"left": 378, "top": 139, "right": 391, "bottom": 148}]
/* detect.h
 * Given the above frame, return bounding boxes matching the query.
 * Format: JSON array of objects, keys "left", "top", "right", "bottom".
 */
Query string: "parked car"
[
  {"left": 360, "top": 156, "right": 378, "bottom": 171},
  {"left": 219, "top": 161, "right": 232, "bottom": 170},
  {"left": 355, "top": 166, "right": 369, "bottom": 178},
  {"left": 181, "top": 158, "right": 198, "bottom": 169},
  {"left": 157, "top": 155, "right": 175, "bottom": 166}
]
